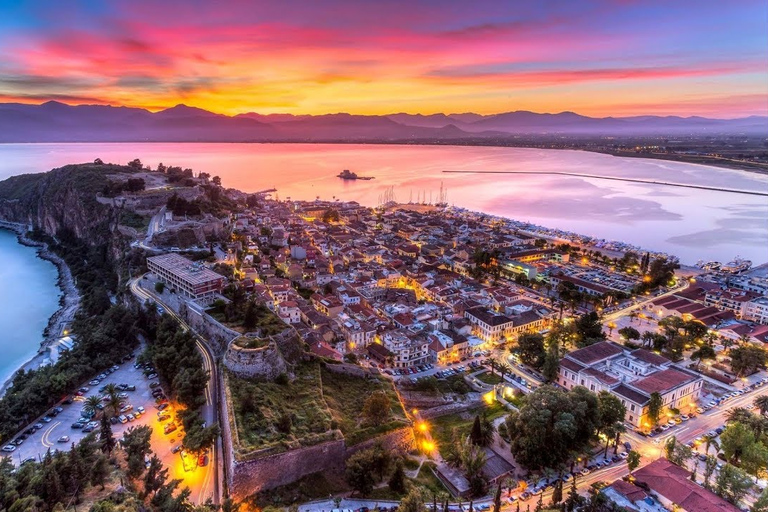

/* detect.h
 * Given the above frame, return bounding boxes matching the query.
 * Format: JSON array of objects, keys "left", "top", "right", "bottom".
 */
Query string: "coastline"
[{"left": 0, "top": 221, "right": 80, "bottom": 396}]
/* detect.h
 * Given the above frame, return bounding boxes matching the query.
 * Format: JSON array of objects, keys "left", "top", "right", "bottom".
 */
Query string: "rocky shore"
[{"left": 0, "top": 220, "right": 81, "bottom": 394}]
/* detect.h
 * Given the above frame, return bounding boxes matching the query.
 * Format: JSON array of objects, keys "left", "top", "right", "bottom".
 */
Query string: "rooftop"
[
  {"left": 147, "top": 253, "right": 225, "bottom": 286},
  {"left": 632, "top": 368, "right": 696, "bottom": 395},
  {"left": 566, "top": 341, "right": 624, "bottom": 365}
]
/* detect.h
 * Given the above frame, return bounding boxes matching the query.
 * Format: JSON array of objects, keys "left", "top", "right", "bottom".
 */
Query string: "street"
[{"left": 130, "top": 277, "right": 219, "bottom": 505}]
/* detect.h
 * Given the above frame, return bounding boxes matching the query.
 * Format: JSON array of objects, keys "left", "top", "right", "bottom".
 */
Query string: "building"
[
  {"left": 147, "top": 253, "right": 226, "bottom": 302},
  {"left": 604, "top": 458, "right": 740, "bottom": 512},
  {"left": 381, "top": 330, "right": 429, "bottom": 368},
  {"left": 743, "top": 296, "right": 768, "bottom": 325},
  {"left": 464, "top": 307, "right": 514, "bottom": 343},
  {"left": 558, "top": 341, "right": 703, "bottom": 428}
]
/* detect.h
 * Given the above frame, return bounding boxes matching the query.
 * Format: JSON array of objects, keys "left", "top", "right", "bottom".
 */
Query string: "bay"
[
  {"left": 0, "top": 143, "right": 766, "bottom": 266},
  {"left": 0, "top": 228, "right": 61, "bottom": 386}
]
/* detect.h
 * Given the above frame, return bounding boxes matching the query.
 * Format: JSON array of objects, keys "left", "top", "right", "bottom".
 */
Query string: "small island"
[{"left": 337, "top": 169, "right": 375, "bottom": 180}]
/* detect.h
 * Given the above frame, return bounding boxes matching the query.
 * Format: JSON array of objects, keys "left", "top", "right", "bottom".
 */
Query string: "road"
[
  {"left": 129, "top": 276, "right": 220, "bottom": 505},
  {"left": 602, "top": 278, "right": 690, "bottom": 323}
]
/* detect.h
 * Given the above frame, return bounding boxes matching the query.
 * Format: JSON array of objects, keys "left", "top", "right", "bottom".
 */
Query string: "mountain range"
[{"left": 0, "top": 101, "right": 765, "bottom": 142}]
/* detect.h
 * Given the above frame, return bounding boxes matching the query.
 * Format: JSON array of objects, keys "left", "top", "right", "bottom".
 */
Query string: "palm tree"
[
  {"left": 103, "top": 383, "right": 124, "bottom": 419},
  {"left": 727, "top": 407, "right": 753, "bottom": 425},
  {"left": 498, "top": 363, "right": 512, "bottom": 382},
  {"left": 488, "top": 360, "right": 498, "bottom": 376},
  {"left": 84, "top": 395, "right": 103, "bottom": 418},
  {"left": 703, "top": 434, "right": 719, "bottom": 456},
  {"left": 754, "top": 396, "right": 768, "bottom": 416}
]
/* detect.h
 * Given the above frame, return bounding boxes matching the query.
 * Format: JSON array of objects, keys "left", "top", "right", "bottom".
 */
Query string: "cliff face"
[{"left": 0, "top": 164, "right": 129, "bottom": 247}]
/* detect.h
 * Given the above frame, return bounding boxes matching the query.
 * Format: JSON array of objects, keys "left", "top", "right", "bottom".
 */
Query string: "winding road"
[{"left": 129, "top": 276, "right": 221, "bottom": 505}]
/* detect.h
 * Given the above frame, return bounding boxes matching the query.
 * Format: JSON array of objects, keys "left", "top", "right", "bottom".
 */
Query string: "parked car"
[
  {"left": 57, "top": 436, "right": 70, "bottom": 443},
  {"left": 198, "top": 453, "right": 208, "bottom": 467},
  {"left": 164, "top": 423, "right": 177, "bottom": 435}
]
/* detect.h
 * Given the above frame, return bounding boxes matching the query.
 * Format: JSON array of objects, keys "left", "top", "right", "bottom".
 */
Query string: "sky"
[{"left": 0, "top": 0, "right": 766, "bottom": 117}]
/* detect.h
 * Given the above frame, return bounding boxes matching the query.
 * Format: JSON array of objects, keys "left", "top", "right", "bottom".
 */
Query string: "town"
[{"left": 3, "top": 162, "right": 767, "bottom": 512}]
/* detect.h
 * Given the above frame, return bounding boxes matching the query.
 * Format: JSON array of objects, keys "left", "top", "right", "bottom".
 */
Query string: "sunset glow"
[{"left": 0, "top": 0, "right": 766, "bottom": 117}]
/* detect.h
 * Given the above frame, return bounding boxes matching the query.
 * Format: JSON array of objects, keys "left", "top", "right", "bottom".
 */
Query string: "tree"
[
  {"left": 664, "top": 436, "right": 692, "bottom": 466},
  {"left": 345, "top": 450, "right": 378, "bottom": 495},
  {"left": 123, "top": 425, "right": 152, "bottom": 478},
  {"left": 647, "top": 392, "right": 663, "bottom": 427},
  {"left": 100, "top": 415, "right": 115, "bottom": 455},
  {"left": 741, "top": 440, "right": 768, "bottom": 482},
  {"left": 399, "top": 488, "right": 427, "bottom": 512},
  {"left": 691, "top": 345, "right": 716, "bottom": 370},
  {"left": 84, "top": 395, "right": 103, "bottom": 418},
  {"left": 506, "top": 385, "right": 599, "bottom": 471},
  {"left": 155, "top": 282, "right": 165, "bottom": 294},
  {"left": 573, "top": 312, "right": 605, "bottom": 346},
  {"left": 551, "top": 479, "right": 563, "bottom": 505},
  {"left": 721, "top": 422, "right": 756, "bottom": 464},
  {"left": 517, "top": 333, "right": 546, "bottom": 368},
  {"left": 459, "top": 438, "right": 488, "bottom": 497},
  {"left": 542, "top": 337, "right": 561, "bottom": 383},
  {"left": 730, "top": 345, "right": 767, "bottom": 377},
  {"left": 715, "top": 463, "right": 753, "bottom": 506},
  {"left": 362, "top": 392, "right": 391, "bottom": 427},
  {"left": 243, "top": 301, "right": 257, "bottom": 330},
  {"left": 498, "top": 362, "right": 512, "bottom": 382},
  {"left": 626, "top": 451, "right": 641, "bottom": 474},
  {"left": 388, "top": 458, "right": 406, "bottom": 494},
  {"left": 756, "top": 395, "right": 768, "bottom": 416},
  {"left": 703, "top": 455, "right": 718, "bottom": 489},
  {"left": 142, "top": 454, "right": 167, "bottom": 497},
  {"left": 212, "top": 175, "right": 222, "bottom": 186},
  {"left": 597, "top": 391, "right": 626, "bottom": 435},
  {"left": 618, "top": 327, "right": 640, "bottom": 341},
  {"left": 752, "top": 487, "right": 768, "bottom": 512}
]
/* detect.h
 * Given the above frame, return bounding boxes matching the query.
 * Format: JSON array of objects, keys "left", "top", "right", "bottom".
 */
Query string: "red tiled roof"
[
  {"left": 566, "top": 341, "right": 624, "bottom": 365},
  {"left": 630, "top": 348, "right": 669, "bottom": 366},
  {"left": 633, "top": 458, "right": 740, "bottom": 512},
  {"left": 632, "top": 368, "right": 696, "bottom": 395},
  {"left": 608, "top": 479, "right": 647, "bottom": 502},
  {"left": 583, "top": 367, "right": 619, "bottom": 386}
]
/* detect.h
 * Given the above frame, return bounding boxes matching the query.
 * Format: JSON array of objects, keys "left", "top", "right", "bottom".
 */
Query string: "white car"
[{"left": 2, "top": 445, "right": 16, "bottom": 453}]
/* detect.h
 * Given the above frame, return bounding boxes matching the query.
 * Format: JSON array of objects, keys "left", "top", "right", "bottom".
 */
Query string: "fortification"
[{"left": 224, "top": 336, "right": 287, "bottom": 380}]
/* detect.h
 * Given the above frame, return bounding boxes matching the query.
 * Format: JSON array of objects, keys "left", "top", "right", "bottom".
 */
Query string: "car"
[
  {"left": 520, "top": 492, "right": 530, "bottom": 500},
  {"left": 126, "top": 414, "right": 135, "bottom": 422},
  {"left": 12, "top": 439, "right": 23, "bottom": 446},
  {"left": 118, "top": 392, "right": 129, "bottom": 399},
  {"left": 21, "top": 458, "right": 35, "bottom": 466},
  {"left": 580, "top": 468, "right": 590, "bottom": 476},
  {"left": 34, "top": 423, "right": 43, "bottom": 429},
  {"left": 624, "top": 441, "right": 632, "bottom": 450},
  {"left": 715, "top": 427, "right": 724, "bottom": 435},
  {"left": 157, "top": 403, "right": 169, "bottom": 411},
  {"left": 1, "top": 445, "right": 15, "bottom": 453},
  {"left": 660, "top": 424, "right": 670, "bottom": 431},
  {"left": 562, "top": 473, "right": 573, "bottom": 482},
  {"left": 698, "top": 454, "right": 707, "bottom": 461},
  {"left": 120, "top": 404, "right": 133, "bottom": 413},
  {"left": 110, "top": 416, "right": 119, "bottom": 425},
  {"left": 619, "top": 452, "right": 629, "bottom": 459},
  {"left": 198, "top": 453, "right": 208, "bottom": 467},
  {"left": 57, "top": 436, "right": 70, "bottom": 443},
  {"left": 696, "top": 407, "right": 705, "bottom": 414},
  {"left": 164, "top": 423, "right": 177, "bottom": 434},
  {"left": 158, "top": 414, "right": 171, "bottom": 422},
  {"left": 708, "top": 430, "right": 717, "bottom": 437},
  {"left": 89, "top": 379, "right": 100, "bottom": 386},
  {"left": 147, "top": 373, "right": 158, "bottom": 379},
  {"left": 118, "top": 415, "right": 128, "bottom": 424},
  {"left": 71, "top": 422, "right": 85, "bottom": 429},
  {"left": 667, "top": 420, "right": 676, "bottom": 427},
  {"left": 126, "top": 385, "right": 136, "bottom": 391},
  {"left": 531, "top": 487, "right": 543, "bottom": 495},
  {"left": 98, "top": 373, "right": 107, "bottom": 380},
  {"left": 83, "top": 425, "right": 96, "bottom": 433},
  {"left": 137, "top": 406, "right": 145, "bottom": 414},
  {"left": 171, "top": 445, "right": 183, "bottom": 454}
]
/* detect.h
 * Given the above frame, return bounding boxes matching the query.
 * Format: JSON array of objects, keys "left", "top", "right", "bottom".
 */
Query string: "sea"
[
  {"left": 0, "top": 142, "right": 767, "bottom": 380},
  {"left": 0, "top": 228, "right": 61, "bottom": 386}
]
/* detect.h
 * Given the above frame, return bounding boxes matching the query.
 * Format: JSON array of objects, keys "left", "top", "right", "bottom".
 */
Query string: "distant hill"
[{"left": 0, "top": 101, "right": 765, "bottom": 142}]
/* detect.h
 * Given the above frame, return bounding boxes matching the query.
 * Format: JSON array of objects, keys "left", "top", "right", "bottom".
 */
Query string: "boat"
[
  {"left": 720, "top": 257, "right": 752, "bottom": 273},
  {"left": 337, "top": 169, "right": 374, "bottom": 180}
]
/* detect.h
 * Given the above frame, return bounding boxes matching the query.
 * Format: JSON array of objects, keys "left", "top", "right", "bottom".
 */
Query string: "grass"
[
  {"left": 430, "top": 402, "right": 507, "bottom": 456},
  {"left": 119, "top": 210, "right": 151, "bottom": 230},
  {"left": 228, "top": 362, "right": 334, "bottom": 456},
  {"left": 320, "top": 365, "right": 408, "bottom": 446},
  {"left": 229, "top": 360, "right": 409, "bottom": 457},
  {"left": 233, "top": 336, "right": 269, "bottom": 349},
  {"left": 475, "top": 371, "right": 503, "bottom": 385},
  {"left": 207, "top": 301, "right": 286, "bottom": 335},
  {"left": 412, "top": 461, "right": 448, "bottom": 495}
]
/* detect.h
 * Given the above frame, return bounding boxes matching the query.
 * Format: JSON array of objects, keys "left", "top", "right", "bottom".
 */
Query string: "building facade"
[{"left": 147, "top": 253, "right": 226, "bottom": 302}]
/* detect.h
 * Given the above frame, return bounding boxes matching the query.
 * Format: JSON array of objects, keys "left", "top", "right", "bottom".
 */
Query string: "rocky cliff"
[{"left": 0, "top": 163, "right": 133, "bottom": 247}]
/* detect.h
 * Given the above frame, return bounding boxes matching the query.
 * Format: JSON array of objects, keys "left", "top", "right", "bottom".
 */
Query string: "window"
[{"left": 630, "top": 404, "right": 635, "bottom": 412}]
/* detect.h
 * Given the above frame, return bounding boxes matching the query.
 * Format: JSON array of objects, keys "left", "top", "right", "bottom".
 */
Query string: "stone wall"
[
  {"left": 224, "top": 342, "right": 287, "bottom": 381},
  {"left": 180, "top": 301, "right": 240, "bottom": 355},
  {"left": 346, "top": 426, "right": 415, "bottom": 457},
  {"left": 418, "top": 398, "right": 483, "bottom": 419},
  {"left": 230, "top": 438, "right": 347, "bottom": 500}
]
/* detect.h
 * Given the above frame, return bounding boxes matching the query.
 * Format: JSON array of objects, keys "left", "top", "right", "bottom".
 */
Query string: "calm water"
[
  {"left": 0, "top": 229, "right": 61, "bottom": 386},
  {"left": 0, "top": 143, "right": 767, "bottom": 267}
]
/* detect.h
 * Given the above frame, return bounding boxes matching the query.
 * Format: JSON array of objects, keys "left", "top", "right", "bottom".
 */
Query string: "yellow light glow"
[
  {"left": 422, "top": 440, "right": 435, "bottom": 452},
  {"left": 417, "top": 422, "right": 429, "bottom": 433},
  {"left": 483, "top": 391, "right": 495, "bottom": 405}
]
